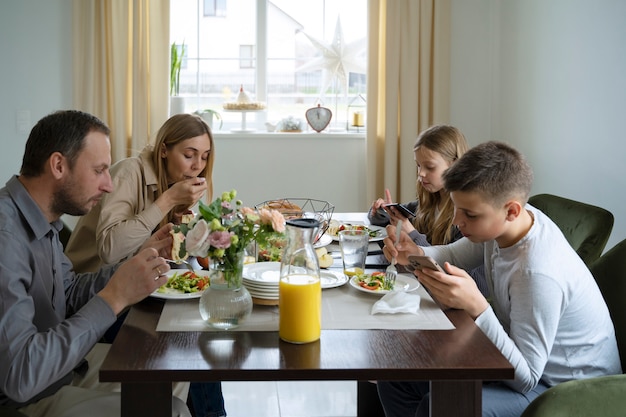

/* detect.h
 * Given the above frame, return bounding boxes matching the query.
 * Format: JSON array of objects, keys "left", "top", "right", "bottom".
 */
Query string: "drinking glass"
[{"left": 338, "top": 229, "right": 369, "bottom": 277}]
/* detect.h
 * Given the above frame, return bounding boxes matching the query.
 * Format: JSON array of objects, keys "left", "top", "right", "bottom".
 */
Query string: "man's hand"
[
  {"left": 382, "top": 222, "right": 423, "bottom": 264},
  {"left": 415, "top": 263, "right": 489, "bottom": 319},
  {"left": 139, "top": 223, "right": 173, "bottom": 259},
  {"left": 98, "top": 248, "right": 170, "bottom": 315}
]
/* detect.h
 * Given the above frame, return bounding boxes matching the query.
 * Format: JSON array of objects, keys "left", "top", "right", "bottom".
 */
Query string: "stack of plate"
[
  {"left": 243, "top": 261, "right": 350, "bottom": 306},
  {"left": 243, "top": 262, "right": 281, "bottom": 305}
]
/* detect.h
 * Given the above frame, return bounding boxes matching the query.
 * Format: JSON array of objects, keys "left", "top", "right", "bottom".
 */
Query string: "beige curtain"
[
  {"left": 72, "top": 0, "right": 170, "bottom": 162},
  {"left": 366, "top": 0, "right": 451, "bottom": 205}
]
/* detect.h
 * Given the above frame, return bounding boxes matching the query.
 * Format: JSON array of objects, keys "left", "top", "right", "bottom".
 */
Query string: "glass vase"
[{"left": 199, "top": 251, "right": 253, "bottom": 330}]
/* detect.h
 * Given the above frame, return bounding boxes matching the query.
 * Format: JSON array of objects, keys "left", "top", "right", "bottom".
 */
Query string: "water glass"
[{"left": 338, "top": 229, "right": 369, "bottom": 277}]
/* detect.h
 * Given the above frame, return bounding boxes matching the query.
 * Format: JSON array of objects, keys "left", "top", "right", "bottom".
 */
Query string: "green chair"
[
  {"left": 521, "top": 238, "right": 626, "bottom": 417},
  {"left": 528, "top": 193, "right": 614, "bottom": 265}
]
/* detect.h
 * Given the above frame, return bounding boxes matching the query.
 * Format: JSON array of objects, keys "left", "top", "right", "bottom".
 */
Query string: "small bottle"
[{"left": 279, "top": 218, "right": 321, "bottom": 344}]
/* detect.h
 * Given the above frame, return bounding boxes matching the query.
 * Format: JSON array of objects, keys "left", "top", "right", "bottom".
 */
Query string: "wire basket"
[{"left": 255, "top": 198, "right": 335, "bottom": 243}]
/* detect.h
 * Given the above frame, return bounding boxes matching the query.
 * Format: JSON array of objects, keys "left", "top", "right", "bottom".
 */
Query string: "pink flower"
[
  {"left": 270, "top": 210, "right": 286, "bottom": 233},
  {"left": 240, "top": 206, "right": 256, "bottom": 216},
  {"left": 209, "top": 230, "right": 233, "bottom": 249},
  {"left": 258, "top": 208, "right": 286, "bottom": 233}
]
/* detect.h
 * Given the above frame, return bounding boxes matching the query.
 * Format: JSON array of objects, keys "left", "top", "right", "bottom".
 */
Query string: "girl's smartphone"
[
  {"left": 408, "top": 255, "right": 447, "bottom": 274},
  {"left": 384, "top": 203, "right": 415, "bottom": 218}
]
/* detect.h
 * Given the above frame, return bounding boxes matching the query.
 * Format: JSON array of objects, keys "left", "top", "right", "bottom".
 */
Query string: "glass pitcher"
[{"left": 279, "top": 218, "right": 321, "bottom": 344}]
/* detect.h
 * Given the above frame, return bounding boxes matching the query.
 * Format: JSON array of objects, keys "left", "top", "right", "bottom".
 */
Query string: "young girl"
[
  {"left": 369, "top": 125, "right": 467, "bottom": 246},
  {"left": 368, "top": 124, "right": 487, "bottom": 295}
]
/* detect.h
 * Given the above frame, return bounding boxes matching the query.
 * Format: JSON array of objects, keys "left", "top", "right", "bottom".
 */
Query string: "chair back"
[
  {"left": 521, "top": 239, "right": 626, "bottom": 417},
  {"left": 589, "top": 238, "right": 626, "bottom": 369},
  {"left": 528, "top": 193, "right": 613, "bottom": 265}
]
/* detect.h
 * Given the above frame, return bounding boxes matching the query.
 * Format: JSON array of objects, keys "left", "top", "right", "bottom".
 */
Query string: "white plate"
[
  {"left": 329, "top": 224, "right": 387, "bottom": 242},
  {"left": 349, "top": 273, "right": 420, "bottom": 296},
  {"left": 243, "top": 262, "right": 349, "bottom": 289},
  {"left": 150, "top": 270, "right": 210, "bottom": 300},
  {"left": 243, "top": 262, "right": 282, "bottom": 283},
  {"left": 320, "top": 270, "right": 349, "bottom": 289},
  {"left": 313, "top": 234, "right": 332, "bottom": 248}
]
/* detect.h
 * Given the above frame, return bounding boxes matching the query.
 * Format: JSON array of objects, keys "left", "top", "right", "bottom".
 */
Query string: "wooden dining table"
[{"left": 99, "top": 213, "right": 514, "bottom": 417}]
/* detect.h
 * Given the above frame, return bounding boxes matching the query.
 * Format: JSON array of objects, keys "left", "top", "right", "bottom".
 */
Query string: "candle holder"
[{"left": 346, "top": 94, "right": 366, "bottom": 132}]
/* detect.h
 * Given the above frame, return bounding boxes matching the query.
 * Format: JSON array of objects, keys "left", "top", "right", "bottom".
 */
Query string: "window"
[
  {"left": 239, "top": 45, "right": 255, "bottom": 69},
  {"left": 170, "top": 0, "right": 367, "bottom": 132},
  {"left": 203, "top": 0, "right": 227, "bottom": 17}
]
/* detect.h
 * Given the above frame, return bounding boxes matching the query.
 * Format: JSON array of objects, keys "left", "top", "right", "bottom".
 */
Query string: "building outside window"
[{"left": 170, "top": 0, "right": 367, "bottom": 133}]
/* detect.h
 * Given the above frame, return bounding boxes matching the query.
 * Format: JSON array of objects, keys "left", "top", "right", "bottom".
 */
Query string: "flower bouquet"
[{"left": 173, "top": 190, "right": 286, "bottom": 287}]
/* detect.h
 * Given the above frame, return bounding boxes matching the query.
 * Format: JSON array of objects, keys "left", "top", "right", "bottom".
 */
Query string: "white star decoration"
[{"left": 296, "top": 17, "right": 367, "bottom": 99}]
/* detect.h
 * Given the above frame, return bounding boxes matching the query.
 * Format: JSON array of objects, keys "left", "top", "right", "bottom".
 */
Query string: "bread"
[
  {"left": 260, "top": 200, "right": 303, "bottom": 219},
  {"left": 170, "top": 230, "right": 189, "bottom": 261}
]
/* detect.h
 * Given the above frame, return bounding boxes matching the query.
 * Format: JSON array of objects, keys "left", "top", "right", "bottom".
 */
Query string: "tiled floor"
[{"left": 222, "top": 380, "right": 357, "bottom": 417}]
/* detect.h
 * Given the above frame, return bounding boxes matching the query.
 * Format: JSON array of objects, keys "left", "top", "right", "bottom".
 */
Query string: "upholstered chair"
[
  {"left": 528, "top": 194, "right": 614, "bottom": 265},
  {"left": 521, "top": 238, "right": 626, "bottom": 417}
]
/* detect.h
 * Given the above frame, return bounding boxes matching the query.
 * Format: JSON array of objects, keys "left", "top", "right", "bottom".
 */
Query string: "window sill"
[{"left": 213, "top": 131, "right": 366, "bottom": 140}]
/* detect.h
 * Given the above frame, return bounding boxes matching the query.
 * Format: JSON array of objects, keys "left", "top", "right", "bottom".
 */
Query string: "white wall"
[
  {"left": 2, "top": 0, "right": 625, "bottom": 250},
  {"left": 0, "top": 0, "right": 73, "bottom": 179},
  {"left": 451, "top": 0, "right": 626, "bottom": 251}
]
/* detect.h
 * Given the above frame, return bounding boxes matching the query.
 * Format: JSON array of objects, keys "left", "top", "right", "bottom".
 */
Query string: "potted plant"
[
  {"left": 194, "top": 109, "right": 223, "bottom": 131},
  {"left": 169, "top": 41, "right": 185, "bottom": 115}
]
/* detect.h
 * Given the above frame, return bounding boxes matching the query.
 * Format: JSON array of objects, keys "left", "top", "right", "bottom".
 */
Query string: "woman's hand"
[
  {"left": 139, "top": 223, "right": 173, "bottom": 259},
  {"left": 158, "top": 177, "right": 207, "bottom": 214}
]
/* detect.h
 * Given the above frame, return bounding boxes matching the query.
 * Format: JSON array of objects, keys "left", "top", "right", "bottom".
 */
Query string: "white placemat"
[{"left": 156, "top": 273, "right": 455, "bottom": 332}]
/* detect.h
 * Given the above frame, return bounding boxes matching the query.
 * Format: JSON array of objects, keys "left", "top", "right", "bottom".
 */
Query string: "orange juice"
[{"left": 279, "top": 274, "right": 321, "bottom": 343}]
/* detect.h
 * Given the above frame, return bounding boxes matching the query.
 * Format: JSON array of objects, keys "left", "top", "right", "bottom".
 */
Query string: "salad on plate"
[{"left": 157, "top": 270, "right": 209, "bottom": 294}]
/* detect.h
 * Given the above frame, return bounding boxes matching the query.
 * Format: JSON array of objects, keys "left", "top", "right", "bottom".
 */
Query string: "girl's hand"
[
  {"left": 370, "top": 188, "right": 394, "bottom": 212},
  {"left": 414, "top": 262, "right": 489, "bottom": 319}
]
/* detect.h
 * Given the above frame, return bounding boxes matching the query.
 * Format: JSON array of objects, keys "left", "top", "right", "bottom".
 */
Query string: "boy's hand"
[
  {"left": 382, "top": 223, "right": 423, "bottom": 264},
  {"left": 415, "top": 262, "right": 489, "bottom": 319}
]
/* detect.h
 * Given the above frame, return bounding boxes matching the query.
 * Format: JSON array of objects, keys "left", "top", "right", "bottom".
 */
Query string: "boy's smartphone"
[
  {"left": 384, "top": 203, "right": 415, "bottom": 218},
  {"left": 408, "top": 255, "right": 447, "bottom": 274}
]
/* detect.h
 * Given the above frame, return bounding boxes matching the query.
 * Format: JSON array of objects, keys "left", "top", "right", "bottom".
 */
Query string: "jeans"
[
  {"left": 188, "top": 382, "right": 226, "bottom": 417},
  {"left": 377, "top": 380, "right": 550, "bottom": 417}
]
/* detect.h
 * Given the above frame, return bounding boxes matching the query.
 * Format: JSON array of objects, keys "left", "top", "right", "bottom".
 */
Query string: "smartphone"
[
  {"left": 408, "top": 255, "right": 447, "bottom": 274},
  {"left": 384, "top": 203, "right": 415, "bottom": 218}
]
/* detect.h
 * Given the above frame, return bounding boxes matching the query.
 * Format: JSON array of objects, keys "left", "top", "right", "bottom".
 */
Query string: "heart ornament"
[{"left": 305, "top": 105, "right": 332, "bottom": 133}]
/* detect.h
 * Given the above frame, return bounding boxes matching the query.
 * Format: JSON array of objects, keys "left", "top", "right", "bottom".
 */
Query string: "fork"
[
  {"left": 165, "top": 258, "right": 195, "bottom": 273},
  {"left": 385, "top": 220, "right": 403, "bottom": 289}
]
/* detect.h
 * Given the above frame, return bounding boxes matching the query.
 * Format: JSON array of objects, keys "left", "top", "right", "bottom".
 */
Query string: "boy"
[{"left": 378, "top": 141, "right": 621, "bottom": 417}]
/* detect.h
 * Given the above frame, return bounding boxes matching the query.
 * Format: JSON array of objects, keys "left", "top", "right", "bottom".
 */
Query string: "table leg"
[
  {"left": 430, "top": 380, "right": 481, "bottom": 417},
  {"left": 121, "top": 382, "right": 172, "bottom": 417},
  {"left": 356, "top": 381, "right": 385, "bottom": 417}
]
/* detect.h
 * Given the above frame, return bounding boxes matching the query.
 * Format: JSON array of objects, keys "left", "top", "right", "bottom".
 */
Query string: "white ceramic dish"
[
  {"left": 243, "top": 262, "right": 349, "bottom": 289},
  {"left": 150, "top": 269, "right": 210, "bottom": 300},
  {"left": 349, "top": 273, "right": 420, "bottom": 296},
  {"left": 329, "top": 224, "right": 387, "bottom": 242},
  {"left": 313, "top": 233, "right": 332, "bottom": 248}
]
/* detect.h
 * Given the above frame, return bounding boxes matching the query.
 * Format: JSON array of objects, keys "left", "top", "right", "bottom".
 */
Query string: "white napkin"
[{"left": 371, "top": 291, "right": 421, "bottom": 315}]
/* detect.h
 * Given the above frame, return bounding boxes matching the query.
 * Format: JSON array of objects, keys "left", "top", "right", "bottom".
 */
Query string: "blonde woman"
[
  {"left": 65, "top": 113, "right": 225, "bottom": 417},
  {"left": 66, "top": 113, "right": 214, "bottom": 272}
]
